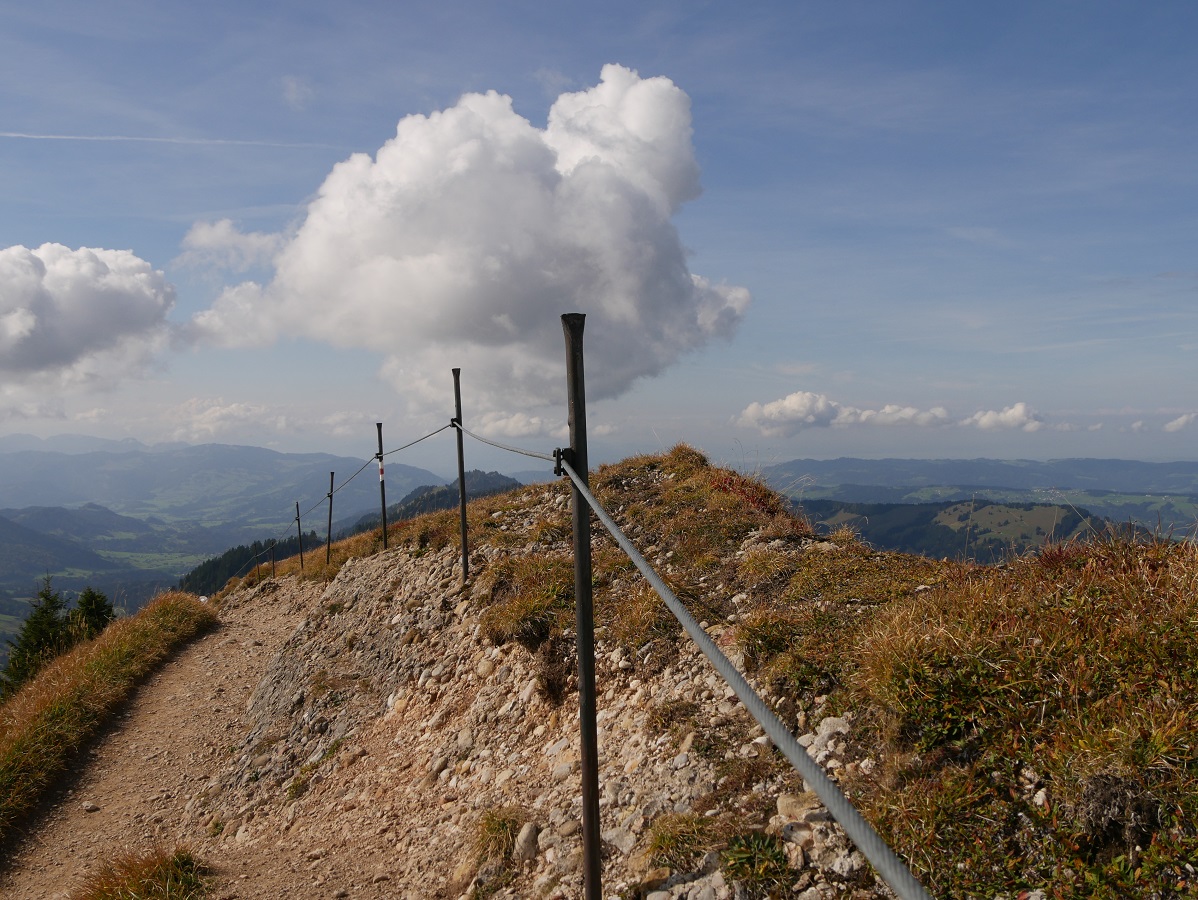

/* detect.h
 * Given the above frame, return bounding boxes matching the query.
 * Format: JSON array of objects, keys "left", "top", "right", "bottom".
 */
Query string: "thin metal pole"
[
  {"left": 270, "top": 540, "right": 276, "bottom": 577},
  {"left": 295, "top": 502, "right": 305, "bottom": 572},
  {"left": 376, "top": 423, "right": 388, "bottom": 550},
  {"left": 452, "top": 368, "right": 469, "bottom": 585},
  {"left": 326, "top": 471, "right": 335, "bottom": 566},
  {"left": 562, "top": 313, "right": 601, "bottom": 899}
]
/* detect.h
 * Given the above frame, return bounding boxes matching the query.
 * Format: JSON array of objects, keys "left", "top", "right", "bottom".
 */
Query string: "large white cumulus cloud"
[
  {"left": 189, "top": 65, "right": 749, "bottom": 423},
  {"left": 0, "top": 243, "right": 174, "bottom": 404}
]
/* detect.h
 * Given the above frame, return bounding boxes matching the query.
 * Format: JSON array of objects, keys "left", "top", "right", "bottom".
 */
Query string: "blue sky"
[{"left": 1, "top": 1, "right": 1194, "bottom": 477}]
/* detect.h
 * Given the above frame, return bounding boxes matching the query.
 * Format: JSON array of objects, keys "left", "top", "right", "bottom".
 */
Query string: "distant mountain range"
[
  {"left": 798, "top": 497, "right": 1110, "bottom": 563},
  {"left": 759, "top": 457, "right": 1198, "bottom": 494},
  {"left": 4, "top": 448, "right": 1194, "bottom": 658},
  {"left": 179, "top": 470, "right": 524, "bottom": 597},
  {"left": 759, "top": 458, "right": 1198, "bottom": 535},
  {"left": 0, "top": 442, "right": 445, "bottom": 605},
  {"left": 337, "top": 469, "right": 523, "bottom": 537}
]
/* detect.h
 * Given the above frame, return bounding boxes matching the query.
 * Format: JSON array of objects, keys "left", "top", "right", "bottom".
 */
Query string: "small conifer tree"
[
  {"left": 72, "top": 586, "right": 115, "bottom": 641},
  {"left": 1, "top": 576, "right": 71, "bottom": 697}
]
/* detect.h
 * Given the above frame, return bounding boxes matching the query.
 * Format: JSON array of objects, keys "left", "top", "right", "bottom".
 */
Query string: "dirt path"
[{"left": 0, "top": 583, "right": 320, "bottom": 900}]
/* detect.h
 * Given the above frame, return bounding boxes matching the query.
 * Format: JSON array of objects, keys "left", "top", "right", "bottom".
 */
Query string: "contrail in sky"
[{"left": 0, "top": 131, "right": 344, "bottom": 149}]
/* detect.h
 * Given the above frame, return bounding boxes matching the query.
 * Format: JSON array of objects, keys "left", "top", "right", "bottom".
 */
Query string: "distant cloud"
[
  {"left": 0, "top": 131, "right": 338, "bottom": 149},
  {"left": 533, "top": 67, "right": 574, "bottom": 97},
  {"left": 1164, "top": 413, "right": 1196, "bottom": 433},
  {"left": 166, "top": 399, "right": 383, "bottom": 445},
  {"left": 188, "top": 65, "right": 749, "bottom": 419},
  {"left": 0, "top": 395, "right": 65, "bottom": 423},
  {"left": 168, "top": 397, "right": 281, "bottom": 442},
  {"left": 281, "top": 76, "right": 314, "bottom": 111},
  {"left": 946, "top": 226, "right": 1014, "bottom": 249},
  {"left": 737, "top": 390, "right": 949, "bottom": 437},
  {"left": 177, "top": 219, "right": 285, "bottom": 273},
  {"left": 775, "top": 361, "right": 819, "bottom": 376},
  {"left": 960, "top": 402, "right": 1044, "bottom": 432},
  {"left": 476, "top": 411, "right": 549, "bottom": 439},
  {"left": 0, "top": 244, "right": 174, "bottom": 404}
]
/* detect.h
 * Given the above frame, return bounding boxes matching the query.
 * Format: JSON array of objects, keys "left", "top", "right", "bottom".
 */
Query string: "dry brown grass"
[
  {"left": 194, "top": 447, "right": 1198, "bottom": 896},
  {"left": 845, "top": 534, "right": 1198, "bottom": 896},
  {"left": 0, "top": 592, "right": 217, "bottom": 844},
  {"left": 69, "top": 845, "right": 209, "bottom": 899}
]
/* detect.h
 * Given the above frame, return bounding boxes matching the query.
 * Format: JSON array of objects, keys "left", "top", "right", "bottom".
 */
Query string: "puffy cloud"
[
  {"left": 960, "top": 402, "right": 1044, "bottom": 432},
  {"left": 1164, "top": 413, "right": 1196, "bottom": 433},
  {"left": 476, "top": 411, "right": 549, "bottom": 438},
  {"left": 189, "top": 65, "right": 749, "bottom": 416},
  {"left": 737, "top": 391, "right": 949, "bottom": 437},
  {"left": 0, "top": 244, "right": 174, "bottom": 399}
]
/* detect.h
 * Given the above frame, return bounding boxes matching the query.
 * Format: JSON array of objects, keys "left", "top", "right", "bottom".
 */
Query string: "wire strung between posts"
[
  {"left": 231, "top": 424, "right": 457, "bottom": 581},
  {"left": 556, "top": 457, "right": 933, "bottom": 900},
  {"left": 382, "top": 422, "right": 455, "bottom": 458},
  {"left": 452, "top": 421, "right": 556, "bottom": 462}
]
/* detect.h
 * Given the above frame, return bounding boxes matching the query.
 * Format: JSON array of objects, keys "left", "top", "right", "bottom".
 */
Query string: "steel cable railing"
[
  {"left": 556, "top": 455, "right": 933, "bottom": 900},
  {"left": 211, "top": 412, "right": 932, "bottom": 898},
  {"left": 228, "top": 422, "right": 459, "bottom": 582},
  {"left": 452, "top": 421, "right": 557, "bottom": 462},
  {"left": 383, "top": 422, "right": 456, "bottom": 459}
]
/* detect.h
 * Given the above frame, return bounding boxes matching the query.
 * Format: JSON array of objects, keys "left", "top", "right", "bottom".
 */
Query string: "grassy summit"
[
  {"left": 236, "top": 444, "right": 1197, "bottom": 896},
  {"left": 7, "top": 446, "right": 1196, "bottom": 897}
]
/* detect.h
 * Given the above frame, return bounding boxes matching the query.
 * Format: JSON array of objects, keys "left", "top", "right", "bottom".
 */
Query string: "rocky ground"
[{"left": 0, "top": 485, "right": 895, "bottom": 899}]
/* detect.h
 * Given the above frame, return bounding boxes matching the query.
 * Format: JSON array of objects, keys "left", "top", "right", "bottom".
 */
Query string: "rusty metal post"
[
  {"left": 295, "top": 502, "right": 305, "bottom": 572},
  {"left": 376, "top": 423, "right": 388, "bottom": 550},
  {"left": 326, "top": 471, "right": 335, "bottom": 566},
  {"left": 452, "top": 368, "right": 470, "bottom": 585},
  {"left": 562, "top": 313, "right": 601, "bottom": 898}
]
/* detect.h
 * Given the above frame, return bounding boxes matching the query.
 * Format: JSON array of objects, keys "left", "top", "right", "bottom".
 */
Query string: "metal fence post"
[
  {"left": 376, "top": 422, "right": 388, "bottom": 550},
  {"left": 326, "top": 471, "right": 335, "bottom": 565},
  {"left": 562, "top": 312, "right": 602, "bottom": 899},
  {"left": 295, "top": 502, "right": 305, "bottom": 572},
  {"left": 452, "top": 368, "right": 470, "bottom": 584}
]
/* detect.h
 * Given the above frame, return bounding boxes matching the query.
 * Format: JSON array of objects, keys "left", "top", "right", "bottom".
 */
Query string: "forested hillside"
[{"left": 798, "top": 498, "right": 1102, "bottom": 562}]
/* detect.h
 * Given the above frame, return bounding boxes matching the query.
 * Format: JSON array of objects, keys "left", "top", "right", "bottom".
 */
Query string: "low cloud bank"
[
  {"left": 738, "top": 392, "right": 1047, "bottom": 437},
  {"left": 737, "top": 391, "right": 950, "bottom": 437}
]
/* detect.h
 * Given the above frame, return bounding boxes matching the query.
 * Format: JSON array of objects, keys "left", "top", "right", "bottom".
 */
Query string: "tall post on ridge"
[
  {"left": 376, "top": 423, "right": 388, "bottom": 550},
  {"left": 452, "top": 368, "right": 470, "bottom": 585},
  {"left": 562, "top": 313, "right": 601, "bottom": 899},
  {"left": 326, "top": 471, "right": 335, "bottom": 566},
  {"left": 295, "top": 502, "right": 305, "bottom": 572}
]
